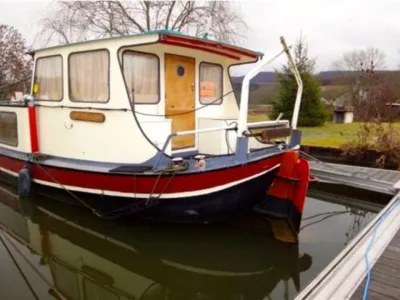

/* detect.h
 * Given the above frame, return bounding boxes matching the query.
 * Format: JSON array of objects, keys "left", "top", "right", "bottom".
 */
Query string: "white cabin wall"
[
  {"left": 30, "top": 34, "right": 258, "bottom": 162},
  {"left": 34, "top": 34, "right": 167, "bottom": 163},
  {"left": 119, "top": 43, "right": 255, "bottom": 152}
]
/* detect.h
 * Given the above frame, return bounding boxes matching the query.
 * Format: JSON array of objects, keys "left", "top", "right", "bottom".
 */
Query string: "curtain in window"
[
  {"left": 34, "top": 56, "right": 62, "bottom": 101},
  {"left": 123, "top": 52, "right": 159, "bottom": 104},
  {"left": 200, "top": 63, "right": 223, "bottom": 104},
  {"left": 69, "top": 50, "right": 109, "bottom": 102}
]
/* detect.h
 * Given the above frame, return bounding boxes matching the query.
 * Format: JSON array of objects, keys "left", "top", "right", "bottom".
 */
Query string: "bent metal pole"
[{"left": 280, "top": 36, "right": 303, "bottom": 130}]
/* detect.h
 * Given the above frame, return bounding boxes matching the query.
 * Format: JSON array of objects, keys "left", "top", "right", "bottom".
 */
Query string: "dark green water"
[{"left": 0, "top": 186, "right": 379, "bottom": 300}]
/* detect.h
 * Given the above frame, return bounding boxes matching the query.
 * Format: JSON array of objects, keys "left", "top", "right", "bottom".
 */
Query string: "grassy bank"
[{"left": 248, "top": 114, "right": 400, "bottom": 148}]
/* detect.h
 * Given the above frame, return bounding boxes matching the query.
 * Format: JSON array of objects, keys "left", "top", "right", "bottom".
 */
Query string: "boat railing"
[
  {"left": 153, "top": 124, "right": 237, "bottom": 169},
  {"left": 246, "top": 120, "right": 289, "bottom": 130}
]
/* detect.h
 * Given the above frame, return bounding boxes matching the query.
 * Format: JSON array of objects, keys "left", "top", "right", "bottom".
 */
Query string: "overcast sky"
[{"left": 1, "top": 0, "right": 399, "bottom": 73}]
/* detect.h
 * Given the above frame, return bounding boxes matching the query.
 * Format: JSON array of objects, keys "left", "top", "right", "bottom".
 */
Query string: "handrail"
[
  {"left": 153, "top": 124, "right": 237, "bottom": 169},
  {"left": 246, "top": 120, "right": 289, "bottom": 128},
  {"left": 173, "top": 124, "right": 236, "bottom": 137}
]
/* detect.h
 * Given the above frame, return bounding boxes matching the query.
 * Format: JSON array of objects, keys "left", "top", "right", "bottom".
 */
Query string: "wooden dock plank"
[
  {"left": 356, "top": 279, "right": 400, "bottom": 299},
  {"left": 351, "top": 228, "right": 400, "bottom": 299},
  {"left": 369, "top": 270, "right": 400, "bottom": 290},
  {"left": 352, "top": 286, "right": 394, "bottom": 300},
  {"left": 321, "top": 162, "right": 400, "bottom": 184},
  {"left": 378, "top": 256, "right": 400, "bottom": 270},
  {"left": 381, "top": 248, "right": 400, "bottom": 263},
  {"left": 373, "top": 263, "right": 400, "bottom": 279},
  {"left": 310, "top": 161, "right": 400, "bottom": 195},
  {"left": 380, "top": 171, "right": 399, "bottom": 183}
]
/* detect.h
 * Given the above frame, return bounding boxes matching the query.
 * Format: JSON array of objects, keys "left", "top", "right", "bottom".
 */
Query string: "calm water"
[{"left": 0, "top": 186, "right": 379, "bottom": 300}]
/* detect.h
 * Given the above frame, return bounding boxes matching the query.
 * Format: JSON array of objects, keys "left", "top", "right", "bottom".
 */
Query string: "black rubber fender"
[{"left": 18, "top": 166, "right": 32, "bottom": 198}]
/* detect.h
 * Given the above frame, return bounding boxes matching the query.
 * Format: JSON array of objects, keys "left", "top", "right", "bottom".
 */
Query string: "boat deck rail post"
[{"left": 153, "top": 124, "right": 237, "bottom": 170}]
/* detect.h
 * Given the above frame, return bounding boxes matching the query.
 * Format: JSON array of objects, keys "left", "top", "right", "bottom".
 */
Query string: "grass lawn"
[{"left": 248, "top": 114, "right": 400, "bottom": 148}]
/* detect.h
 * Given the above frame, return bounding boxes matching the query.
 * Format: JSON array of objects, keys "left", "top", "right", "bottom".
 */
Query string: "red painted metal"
[
  {"left": 160, "top": 40, "right": 240, "bottom": 60},
  {"left": 28, "top": 104, "right": 39, "bottom": 153},
  {"left": 266, "top": 151, "right": 309, "bottom": 214},
  {"left": 0, "top": 154, "right": 282, "bottom": 195},
  {"left": 162, "top": 34, "right": 259, "bottom": 59}
]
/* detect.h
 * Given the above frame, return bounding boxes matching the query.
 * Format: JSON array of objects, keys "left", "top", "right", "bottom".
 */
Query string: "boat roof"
[{"left": 29, "top": 29, "right": 264, "bottom": 59}]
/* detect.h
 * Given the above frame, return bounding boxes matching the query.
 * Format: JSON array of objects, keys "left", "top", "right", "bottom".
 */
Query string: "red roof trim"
[
  {"left": 160, "top": 34, "right": 257, "bottom": 60},
  {"left": 159, "top": 40, "right": 240, "bottom": 60}
]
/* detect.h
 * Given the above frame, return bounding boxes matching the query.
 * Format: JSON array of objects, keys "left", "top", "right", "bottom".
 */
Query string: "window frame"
[
  {"left": 122, "top": 49, "right": 161, "bottom": 105},
  {"left": 0, "top": 111, "right": 18, "bottom": 147},
  {"left": 33, "top": 54, "right": 64, "bottom": 102},
  {"left": 199, "top": 62, "right": 224, "bottom": 105},
  {"left": 68, "top": 48, "right": 111, "bottom": 103}
]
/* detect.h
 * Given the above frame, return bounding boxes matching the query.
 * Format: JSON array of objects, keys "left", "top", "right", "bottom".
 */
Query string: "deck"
[{"left": 351, "top": 230, "right": 400, "bottom": 299}]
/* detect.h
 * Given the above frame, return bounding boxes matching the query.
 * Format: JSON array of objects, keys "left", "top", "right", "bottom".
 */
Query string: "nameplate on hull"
[{"left": 70, "top": 111, "right": 106, "bottom": 123}]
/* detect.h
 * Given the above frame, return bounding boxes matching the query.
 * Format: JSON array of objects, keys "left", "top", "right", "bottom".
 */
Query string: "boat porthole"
[{"left": 177, "top": 65, "right": 185, "bottom": 77}]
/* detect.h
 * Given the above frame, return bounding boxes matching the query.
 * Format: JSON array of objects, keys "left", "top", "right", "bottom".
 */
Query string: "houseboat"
[{"left": 0, "top": 30, "right": 304, "bottom": 222}]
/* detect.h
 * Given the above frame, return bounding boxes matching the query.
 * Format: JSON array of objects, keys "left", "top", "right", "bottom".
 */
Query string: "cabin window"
[
  {"left": 122, "top": 51, "right": 159, "bottom": 104},
  {"left": 199, "top": 63, "right": 223, "bottom": 105},
  {"left": 69, "top": 50, "right": 109, "bottom": 102},
  {"left": 0, "top": 112, "right": 18, "bottom": 147},
  {"left": 33, "top": 55, "right": 63, "bottom": 101}
]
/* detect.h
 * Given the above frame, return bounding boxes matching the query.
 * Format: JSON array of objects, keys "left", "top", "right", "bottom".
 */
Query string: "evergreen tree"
[{"left": 271, "top": 35, "right": 327, "bottom": 126}]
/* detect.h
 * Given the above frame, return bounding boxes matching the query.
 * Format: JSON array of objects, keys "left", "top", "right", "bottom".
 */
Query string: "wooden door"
[{"left": 165, "top": 54, "right": 195, "bottom": 150}]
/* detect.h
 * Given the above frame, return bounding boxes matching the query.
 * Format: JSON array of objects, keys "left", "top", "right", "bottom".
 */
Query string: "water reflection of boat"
[{"left": 0, "top": 186, "right": 312, "bottom": 300}]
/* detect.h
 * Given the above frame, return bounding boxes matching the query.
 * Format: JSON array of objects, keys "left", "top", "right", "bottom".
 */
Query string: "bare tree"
[
  {"left": 333, "top": 47, "right": 386, "bottom": 71},
  {"left": 35, "top": 1, "right": 247, "bottom": 47},
  {"left": 0, "top": 24, "right": 32, "bottom": 96}
]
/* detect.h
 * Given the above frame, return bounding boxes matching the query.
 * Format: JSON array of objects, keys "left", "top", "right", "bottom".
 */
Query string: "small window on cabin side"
[
  {"left": 33, "top": 56, "right": 63, "bottom": 101},
  {"left": 200, "top": 63, "right": 223, "bottom": 105},
  {"left": 0, "top": 112, "right": 18, "bottom": 147},
  {"left": 69, "top": 50, "right": 109, "bottom": 102},
  {"left": 123, "top": 51, "right": 159, "bottom": 104}
]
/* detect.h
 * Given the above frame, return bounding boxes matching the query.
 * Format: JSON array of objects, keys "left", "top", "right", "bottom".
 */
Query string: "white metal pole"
[
  {"left": 280, "top": 36, "right": 303, "bottom": 130},
  {"left": 237, "top": 57, "right": 274, "bottom": 137}
]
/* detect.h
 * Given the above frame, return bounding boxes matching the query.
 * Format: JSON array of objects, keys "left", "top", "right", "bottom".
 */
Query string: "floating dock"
[
  {"left": 308, "top": 160, "right": 400, "bottom": 195},
  {"left": 296, "top": 160, "right": 400, "bottom": 300}
]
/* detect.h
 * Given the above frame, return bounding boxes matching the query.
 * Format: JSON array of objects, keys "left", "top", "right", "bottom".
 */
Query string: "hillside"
[
  {"left": 231, "top": 70, "right": 400, "bottom": 86},
  {"left": 231, "top": 70, "right": 400, "bottom": 106}
]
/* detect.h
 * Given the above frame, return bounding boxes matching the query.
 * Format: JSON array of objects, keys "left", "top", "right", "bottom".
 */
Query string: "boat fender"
[{"left": 18, "top": 166, "right": 32, "bottom": 198}]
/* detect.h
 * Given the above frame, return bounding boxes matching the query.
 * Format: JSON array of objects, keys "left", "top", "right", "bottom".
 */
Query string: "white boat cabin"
[{"left": 0, "top": 30, "right": 285, "bottom": 165}]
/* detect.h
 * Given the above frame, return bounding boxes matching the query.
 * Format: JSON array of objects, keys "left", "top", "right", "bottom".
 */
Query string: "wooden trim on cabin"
[
  {"left": 33, "top": 54, "right": 64, "bottom": 102},
  {"left": 70, "top": 111, "right": 106, "bottom": 123},
  {"left": 121, "top": 50, "right": 161, "bottom": 105},
  {"left": 68, "top": 48, "right": 111, "bottom": 104}
]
